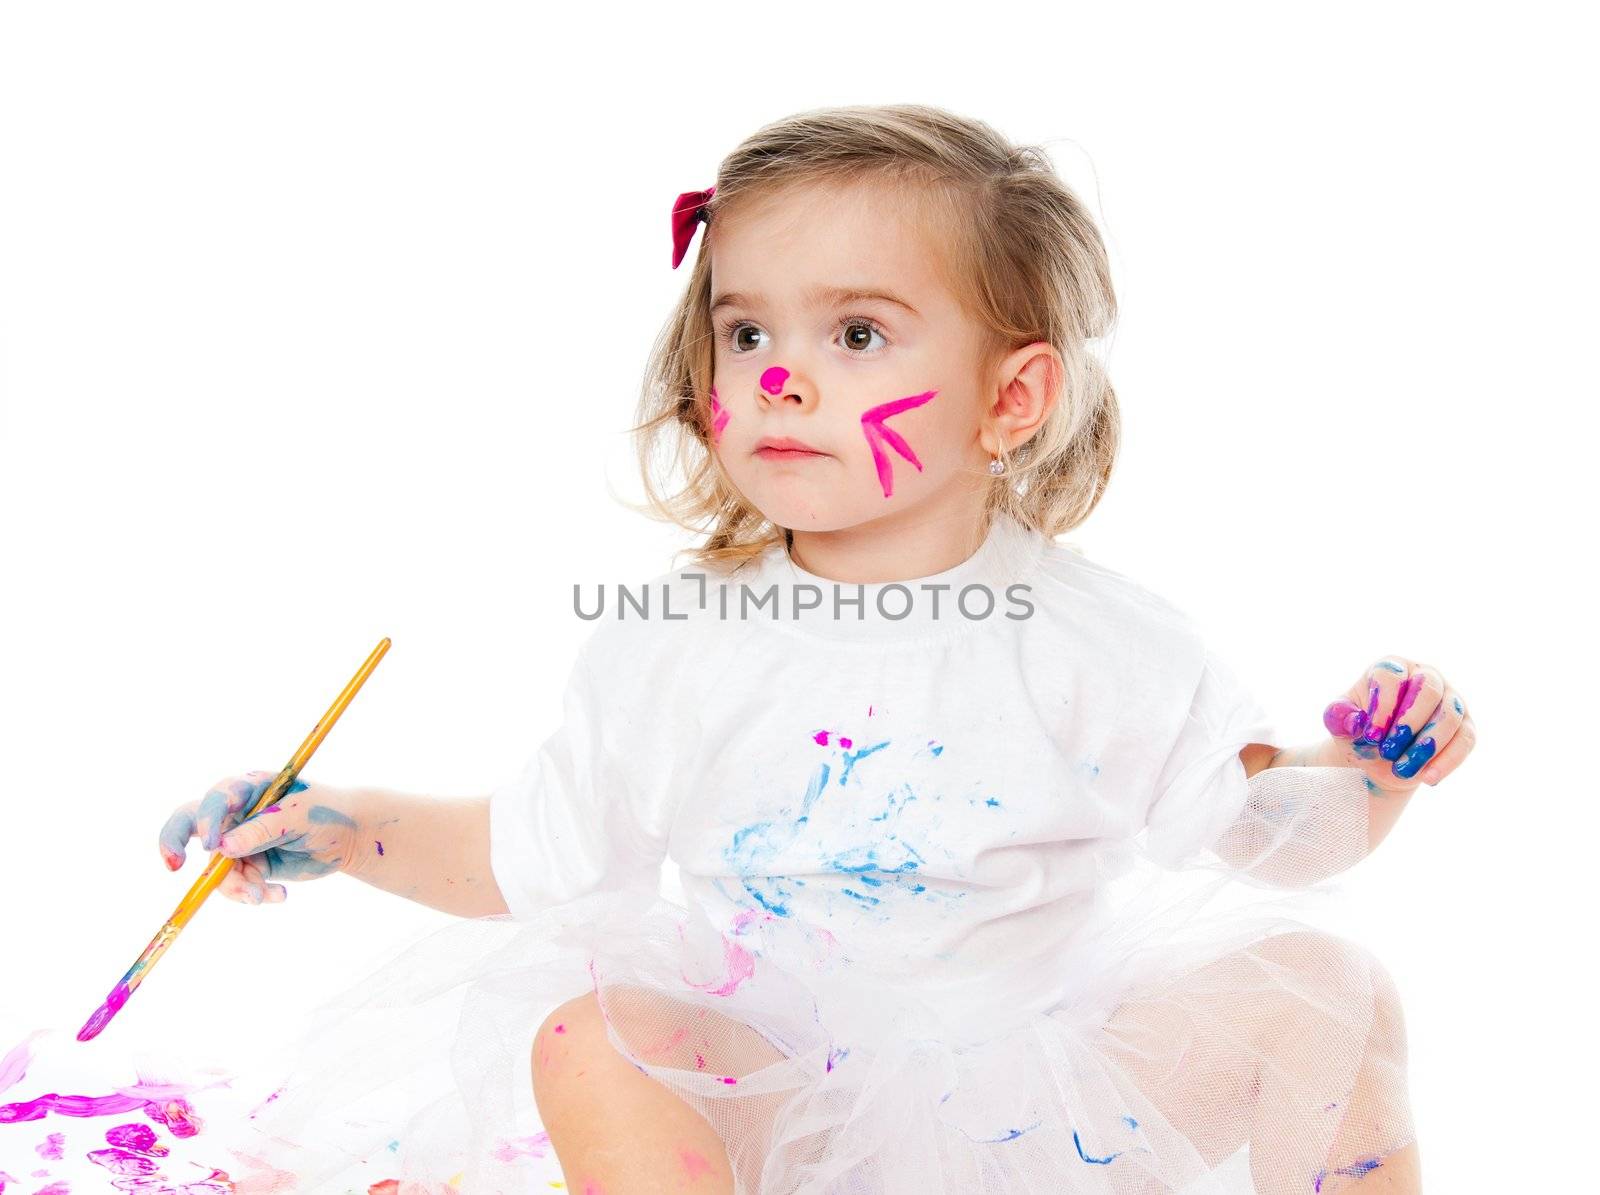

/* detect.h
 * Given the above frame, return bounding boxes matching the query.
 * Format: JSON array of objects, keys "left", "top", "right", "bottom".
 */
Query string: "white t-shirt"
[{"left": 489, "top": 511, "right": 1282, "bottom": 1022}]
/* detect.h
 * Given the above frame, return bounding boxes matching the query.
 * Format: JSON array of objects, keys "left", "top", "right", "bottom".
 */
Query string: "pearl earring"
[{"left": 988, "top": 456, "right": 1005, "bottom": 476}]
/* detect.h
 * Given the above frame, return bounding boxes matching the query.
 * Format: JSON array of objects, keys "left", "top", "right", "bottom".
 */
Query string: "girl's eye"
[
  {"left": 839, "top": 319, "right": 887, "bottom": 353},
  {"left": 716, "top": 317, "right": 890, "bottom": 356},
  {"left": 725, "top": 322, "right": 766, "bottom": 353}
]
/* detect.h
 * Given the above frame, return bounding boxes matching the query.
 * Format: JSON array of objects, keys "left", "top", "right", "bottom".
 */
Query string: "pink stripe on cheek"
[
  {"left": 860, "top": 389, "right": 937, "bottom": 498},
  {"left": 709, "top": 386, "right": 730, "bottom": 443},
  {"left": 759, "top": 366, "right": 790, "bottom": 395}
]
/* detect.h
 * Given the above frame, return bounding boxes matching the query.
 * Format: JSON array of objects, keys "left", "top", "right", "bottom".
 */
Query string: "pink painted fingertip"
[{"left": 1322, "top": 700, "right": 1365, "bottom": 739}]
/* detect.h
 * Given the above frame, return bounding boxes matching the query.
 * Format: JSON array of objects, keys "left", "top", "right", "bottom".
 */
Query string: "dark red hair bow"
[{"left": 671, "top": 185, "right": 715, "bottom": 269}]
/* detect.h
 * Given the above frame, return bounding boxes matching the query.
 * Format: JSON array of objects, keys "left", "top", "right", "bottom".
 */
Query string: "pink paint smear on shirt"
[
  {"left": 729, "top": 908, "right": 774, "bottom": 935},
  {"left": 675, "top": 923, "right": 757, "bottom": 999}
]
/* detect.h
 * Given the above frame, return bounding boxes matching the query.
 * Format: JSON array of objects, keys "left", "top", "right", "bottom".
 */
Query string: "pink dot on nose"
[{"left": 759, "top": 366, "right": 790, "bottom": 395}]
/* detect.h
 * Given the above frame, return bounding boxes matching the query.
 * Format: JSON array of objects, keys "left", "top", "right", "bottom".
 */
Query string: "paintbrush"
[{"left": 76, "top": 637, "right": 392, "bottom": 1043}]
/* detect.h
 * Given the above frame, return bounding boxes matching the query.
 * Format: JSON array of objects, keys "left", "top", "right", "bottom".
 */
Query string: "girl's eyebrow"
[{"left": 709, "top": 285, "right": 921, "bottom": 318}]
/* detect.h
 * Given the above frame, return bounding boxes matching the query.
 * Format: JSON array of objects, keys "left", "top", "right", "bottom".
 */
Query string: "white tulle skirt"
[{"left": 211, "top": 768, "right": 1416, "bottom": 1195}]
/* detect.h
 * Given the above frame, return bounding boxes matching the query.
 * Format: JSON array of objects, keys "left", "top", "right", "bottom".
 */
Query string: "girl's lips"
[{"left": 755, "top": 446, "right": 828, "bottom": 461}]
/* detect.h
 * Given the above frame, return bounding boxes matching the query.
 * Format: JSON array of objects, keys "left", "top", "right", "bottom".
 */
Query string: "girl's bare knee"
[
  {"left": 531, "top": 992, "right": 605, "bottom": 1100},
  {"left": 529, "top": 990, "right": 736, "bottom": 1193}
]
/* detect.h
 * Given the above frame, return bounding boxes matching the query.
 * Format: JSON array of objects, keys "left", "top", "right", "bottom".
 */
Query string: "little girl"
[{"left": 180, "top": 104, "right": 1473, "bottom": 1194}]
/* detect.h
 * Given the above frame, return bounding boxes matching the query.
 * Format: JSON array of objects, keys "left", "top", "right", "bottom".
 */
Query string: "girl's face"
[{"left": 706, "top": 181, "right": 1000, "bottom": 533}]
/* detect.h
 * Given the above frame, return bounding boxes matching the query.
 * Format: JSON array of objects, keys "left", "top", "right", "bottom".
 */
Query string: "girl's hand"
[
  {"left": 157, "top": 770, "right": 362, "bottom": 905},
  {"left": 1322, "top": 656, "right": 1476, "bottom": 792}
]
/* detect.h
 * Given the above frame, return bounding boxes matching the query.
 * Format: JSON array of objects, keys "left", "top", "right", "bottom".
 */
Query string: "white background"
[{"left": 2, "top": 2, "right": 1592, "bottom": 1188}]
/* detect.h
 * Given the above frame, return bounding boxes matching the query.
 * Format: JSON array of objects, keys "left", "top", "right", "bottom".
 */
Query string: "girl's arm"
[
  {"left": 1240, "top": 740, "right": 1416, "bottom": 855},
  {"left": 340, "top": 787, "right": 510, "bottom": 919}
]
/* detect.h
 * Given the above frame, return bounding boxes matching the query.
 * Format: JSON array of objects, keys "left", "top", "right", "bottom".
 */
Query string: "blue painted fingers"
[{"left": 157, "top": 770, "right": 357, "bottom": 904}]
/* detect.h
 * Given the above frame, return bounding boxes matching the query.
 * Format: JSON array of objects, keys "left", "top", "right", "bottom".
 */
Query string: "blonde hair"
[{"left": 628, "top": 102, "right": 1120, "bottom": 573}]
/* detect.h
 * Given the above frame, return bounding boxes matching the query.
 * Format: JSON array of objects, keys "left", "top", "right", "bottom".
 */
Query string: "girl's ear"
[{"left": 986, "top": 340, "right": 1062, "bottom": 451}]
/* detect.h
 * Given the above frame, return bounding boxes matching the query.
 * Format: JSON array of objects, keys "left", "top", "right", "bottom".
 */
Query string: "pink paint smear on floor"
[
  {"left": 0, "top": 1027, "right": 258, "bottom": 1193},
  {"left": 3, "top": 1022, "right": 560, "bottom": 1193}
]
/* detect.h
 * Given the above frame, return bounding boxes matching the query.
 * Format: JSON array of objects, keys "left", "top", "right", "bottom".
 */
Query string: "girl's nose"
[{"left": 759, "top": 365, "right": 791, "bottom": 396}]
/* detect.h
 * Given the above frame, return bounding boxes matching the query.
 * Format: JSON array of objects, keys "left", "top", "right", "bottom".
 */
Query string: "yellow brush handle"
[{"left": 76, "top": 637, "right": 392, "bottom": 1042}]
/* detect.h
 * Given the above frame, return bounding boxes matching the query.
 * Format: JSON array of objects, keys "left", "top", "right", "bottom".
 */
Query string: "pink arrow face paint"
[
  {"left": 759, "top": 366, "right": 790, "bottom": 396},
  {"left": 708, "top": 385, "right": 729, "bottom": 444},
  {"left": 860, "top": 390, "right": 937, "bottom": 498}
]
